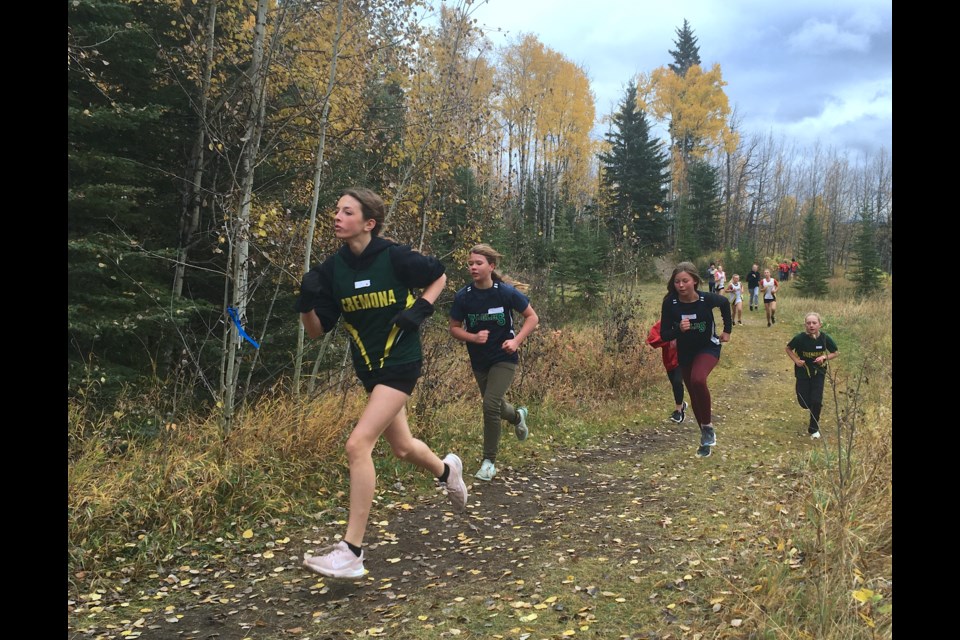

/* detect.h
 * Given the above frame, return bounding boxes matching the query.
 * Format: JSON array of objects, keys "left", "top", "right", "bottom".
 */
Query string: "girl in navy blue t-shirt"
[{"left": 449, "top": 244, "right": 539, "bottom": 481}]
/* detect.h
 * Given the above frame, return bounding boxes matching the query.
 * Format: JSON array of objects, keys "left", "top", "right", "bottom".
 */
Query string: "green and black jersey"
[
  {"left": 303, "top": 237, "right": 445, "bottom": 376},
  {"left": 786, "top": 331, "right": 838, "bottom": 379}
]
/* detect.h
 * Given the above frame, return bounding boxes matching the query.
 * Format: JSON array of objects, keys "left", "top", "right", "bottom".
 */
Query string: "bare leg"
[{"left": 342, "top": 385, "right": 443, "bottom": 546}]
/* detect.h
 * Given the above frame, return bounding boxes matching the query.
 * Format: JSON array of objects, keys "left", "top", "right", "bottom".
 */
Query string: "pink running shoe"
[
  {"left": 302, "top": 541, "right": 365, "bottom": 579},
  {"left": 441, "top": 453, "right": 468, "bottom": 511}
]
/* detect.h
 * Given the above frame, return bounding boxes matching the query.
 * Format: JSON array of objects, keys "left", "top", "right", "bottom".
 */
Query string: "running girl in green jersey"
[{"left": 295, "top": 188, "right": 467, "bottom": 579}]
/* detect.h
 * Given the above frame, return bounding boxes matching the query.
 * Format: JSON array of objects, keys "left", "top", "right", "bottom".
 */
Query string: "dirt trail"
[{"left": 70, "top": 292, "right": 816, "bottom": 640}]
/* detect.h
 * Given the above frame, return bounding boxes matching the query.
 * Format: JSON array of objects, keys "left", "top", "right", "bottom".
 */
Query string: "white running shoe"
[
  {"left": 515, "top": 407, "right": 529, "bottom": 441},
  {"left": 441, "top": 453, "right": 468, "bottom": 511}
]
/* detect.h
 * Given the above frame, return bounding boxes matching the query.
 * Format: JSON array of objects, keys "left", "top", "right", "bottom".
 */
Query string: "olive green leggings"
[{"left": 473, "top": 362, "right": 520, "bottom": 463}]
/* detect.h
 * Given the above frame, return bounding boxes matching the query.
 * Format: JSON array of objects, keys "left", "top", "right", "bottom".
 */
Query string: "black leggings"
[
  {"left": 796, "top": 374, "right": 826, "bottom": 432},
  {"left": 666, "top": 367, "right": 684, "bottom": 405}
]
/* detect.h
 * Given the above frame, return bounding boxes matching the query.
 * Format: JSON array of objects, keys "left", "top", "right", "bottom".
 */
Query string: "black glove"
[
  {"left": 294, "top": 268, "right": 328, "bottom": 313},
  {"left": 390, "top": 298, "right": 435, "bottom": 332}
]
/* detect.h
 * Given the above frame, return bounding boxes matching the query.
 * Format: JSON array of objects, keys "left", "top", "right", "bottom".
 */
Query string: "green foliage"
[
  {"left": 598, "top": 82, "right": 671, "bottom": 253},
  {"left": 796, "top": 210, "right": 830, "bottom": 297},
  {"left": 676, "top": 160, "right": 721, "bottom": 258},
  {"left": 432, "top": 166, "right": 483, "bottom": 256},
  {"left": 848, "top": 206, "right": 885, "bottom": 298},
  {"left": 668, "top": 19, "right": 702, "bottom": 77},
  {"left": 68, "top": 0, "right": 201, "bottom": 403},
  {"left": 552, "top": 214, "right": 610, "bottom": 305},
  {"left": 734, "top": 236, "right": 759, "bottom": 277}
]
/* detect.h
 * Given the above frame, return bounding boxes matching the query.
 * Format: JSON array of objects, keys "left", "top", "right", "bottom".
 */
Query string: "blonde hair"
[
  {"left": 804, "top": 311, "right": 824, "bottom": 325},
  {"left": 469, "top": 244, "right": 529, "bottom": 293}
]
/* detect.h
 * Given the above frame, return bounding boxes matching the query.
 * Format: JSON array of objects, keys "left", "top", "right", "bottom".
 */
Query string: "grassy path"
[{"left": 69, "top": 288, "right": 857, "bottom": 640}]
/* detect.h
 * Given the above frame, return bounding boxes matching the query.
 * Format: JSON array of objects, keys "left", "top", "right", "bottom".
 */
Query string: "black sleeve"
[
  {"left": 298, "top": 257, "right": 341, "bottom": 333},
  {"left": 390, "top": 244, "right": 446, "bottom": 288},
  {"left": 659, "top": 296, "right": 679, "bottom": 341},
  {"left": 711, "top": 292, "right": 733, "bottom": 333}
]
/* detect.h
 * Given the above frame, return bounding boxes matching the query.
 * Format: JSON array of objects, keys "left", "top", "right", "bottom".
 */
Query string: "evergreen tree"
[
  {"left": 667, "top": 19, "right": 703, "bottom": 160},
  {"left": 796, "top": 210, "right": 830, "bottom": 297},
  {"left": 668, "top": 19, "right": 702, "bottom": 77},
  {"left": 677, "top": 160, "right": 721, "bottom": 257},
  {"left": 598, "top": 81, "right": 671, "bottom": 254},
  {"left": 552, "top": 212, "right": 608, "bottom": 306},
  {"left": 734, "top": 235, "right": 759, "bottom": 283},
  {"left": 68, "top": 0, "right": 207, "bottom": 401},
  {"left": 849, "top": 205, "right": 885, "bottom": 297}
]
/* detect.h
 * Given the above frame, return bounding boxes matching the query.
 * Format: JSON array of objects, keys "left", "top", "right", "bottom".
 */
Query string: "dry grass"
[
  {"left": 68, "top": 274, "right": 892, "bottom": 638},
  {"left": 734, "top": 280, "right": 892, "bottom": 638}
]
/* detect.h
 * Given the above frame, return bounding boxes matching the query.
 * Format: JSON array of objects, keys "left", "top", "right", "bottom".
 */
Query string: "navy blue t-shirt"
[{"left": 450, "top": 281, "right": 530, "bottom": 371}]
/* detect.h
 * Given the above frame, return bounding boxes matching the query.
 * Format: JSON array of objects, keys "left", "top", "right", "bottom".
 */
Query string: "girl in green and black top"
[
  {"left": 295, "top": 188, "right": 467, "bottom": 580},
  {"left": 785, "top": 312, "right": 839, "bottom": 439}
]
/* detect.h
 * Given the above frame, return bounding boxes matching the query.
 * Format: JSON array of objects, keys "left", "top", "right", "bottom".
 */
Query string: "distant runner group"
[{"left": 294, "top": 187, "right": 838, "bottom": 579}]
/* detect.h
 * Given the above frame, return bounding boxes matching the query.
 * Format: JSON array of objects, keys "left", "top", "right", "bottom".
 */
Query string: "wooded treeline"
[{"left": 68, "top": 1, "right": 891, "bottom": 428}]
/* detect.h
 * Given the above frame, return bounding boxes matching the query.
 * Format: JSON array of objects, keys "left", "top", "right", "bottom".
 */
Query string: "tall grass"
[
  {"left": 67, "top": 281, "right": 662, "bottom": 582},
  {"left": 754, "top": 278, "right": 892, "bottom": 638},
  {"left": 68, "top": 385, "right": 365, "bottom": 582}
]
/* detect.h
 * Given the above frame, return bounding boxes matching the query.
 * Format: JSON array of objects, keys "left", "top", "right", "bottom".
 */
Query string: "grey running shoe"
[
  {"left": 474, "top": 458, "right": 496, "bottom": 481},
  {"left": 515, "top": 407, "right": 529, "bottom": 441},
  {"left": 700, "top": 425, "right": 716, "bottom": 447},
  {"left": 441, "top": 453, "right": 468, "bottom": 511},
  {"left": 670, "top": 401, "right": 688, "bottom": 424},
  {"left": 696, "top": 444, "right": 712, "bottom": 457}
]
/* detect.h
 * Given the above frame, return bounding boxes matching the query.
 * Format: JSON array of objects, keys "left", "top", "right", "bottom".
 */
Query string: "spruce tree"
[
  {"left": 668, "top": 19, "right": 702, "bottom": 77},
  {"left": 68, "top": 0, "right": 205, "bottom": 400},
  {"left": 795, "top": 210, "right": 830, "bottom": 297},
  {"left": 679, "top": 160, "right": 721, "bottom": 257},
  {"left": 849, "top": 205, "right": 885, "bottom": 297},
  {"left": 667, "top": 19, "right": 703, "bottom": 160},
  {"left": 599, "top": 81, "right": 671, "bottom": 253}
]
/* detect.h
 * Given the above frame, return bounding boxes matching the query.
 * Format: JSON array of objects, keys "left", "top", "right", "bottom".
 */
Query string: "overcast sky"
[{"left": 465, "top": 0, "right": 892, "bottom": 161}]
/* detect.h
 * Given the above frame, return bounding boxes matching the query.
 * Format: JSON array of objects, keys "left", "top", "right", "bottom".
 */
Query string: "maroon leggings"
[{"left": 680, "top": 352, "right": 719, "bottom": 426}]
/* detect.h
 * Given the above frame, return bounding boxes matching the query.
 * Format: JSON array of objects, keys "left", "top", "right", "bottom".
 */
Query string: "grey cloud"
[{"left": 787, "top": 19, "right": 871, "bottom": 54}]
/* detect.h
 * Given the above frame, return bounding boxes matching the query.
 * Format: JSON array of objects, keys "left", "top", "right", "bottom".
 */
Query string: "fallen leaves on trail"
[{"left": 69, "top": 424, "right": 831, "bottom": 640}]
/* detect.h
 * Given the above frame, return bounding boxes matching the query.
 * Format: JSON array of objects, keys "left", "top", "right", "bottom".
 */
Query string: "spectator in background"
[{"left": 746, "top": 263, "right": 762, "bottom": 311}]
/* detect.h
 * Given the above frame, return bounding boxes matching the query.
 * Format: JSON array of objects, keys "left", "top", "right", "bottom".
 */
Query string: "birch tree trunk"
[
  {"left": 222, "top": 0, "right": 271, "bottom": 435},
  {"left": 293, "top": 0, "right": 345, "bottom": 396}
]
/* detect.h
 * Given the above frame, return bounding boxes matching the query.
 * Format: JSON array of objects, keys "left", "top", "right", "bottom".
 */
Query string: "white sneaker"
[
  {"left": 474, "top": 459, "right": 497, "bottom": 481},
  {"left": 810, "top": 430, "right": 821, "bottom": 439},
  {"left": 302, "top": 541, "right": 365, "bottom": 579},
  {"left": 515, "top": 407, "right": 529, "bottom": 441},
  {"left": 441, "top": 453, "right": 468, "bottom": 511}
]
